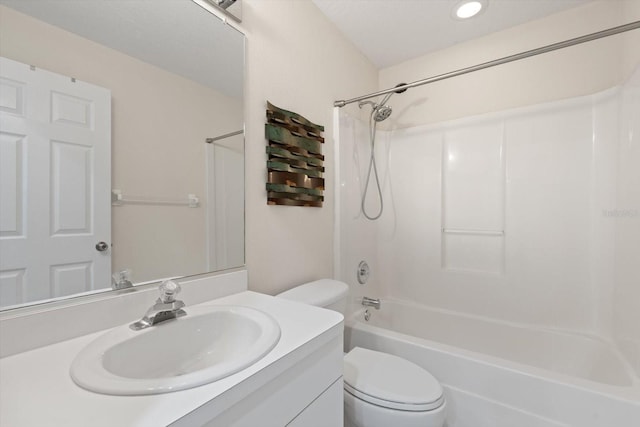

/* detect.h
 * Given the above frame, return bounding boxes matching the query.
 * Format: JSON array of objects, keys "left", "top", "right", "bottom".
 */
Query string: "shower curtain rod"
[
  {"left": 205, "top": 129, "right": 244, "bottom": 143},
  {"left": 334, "top": 20, "right": 640, "bottom": 108}
]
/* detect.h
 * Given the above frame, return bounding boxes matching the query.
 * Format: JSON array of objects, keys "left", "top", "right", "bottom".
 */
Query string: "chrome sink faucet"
[
  {"left": 362, "top": 296, "right": 381, "bottom": 310},
  {"left": 130, "top": 280, "right": 187, "bottom": 331}
]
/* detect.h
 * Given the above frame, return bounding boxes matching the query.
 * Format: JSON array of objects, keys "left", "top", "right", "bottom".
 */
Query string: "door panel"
[
  {"left": 0, "top": 76, "right": 26, "bottom": 116},
  {"left": 50, "top": 261, "right": 93, "bottom": 298},
  {"left": 51, "top": 140, "right": 92, "bottom": 234},
  {"left": 0, "top": 269, "right": 26, "bottom": 307},
  {"left": 0, "top": 56, "right": 111, "bottom": 307},
  {"left": 0, "top": 131, "right": 26, "bottom": 237},
  {"left": 50, "top": 91, "right": 94, "bottom": 129}
]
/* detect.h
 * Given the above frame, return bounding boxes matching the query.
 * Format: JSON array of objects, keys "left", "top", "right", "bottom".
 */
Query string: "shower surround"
[{"left": 336, "top": 67, "right": 640, "bottom": 424}]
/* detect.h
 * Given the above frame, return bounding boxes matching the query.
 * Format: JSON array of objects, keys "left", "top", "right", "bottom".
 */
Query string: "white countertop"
[{"left": 0, "top": 291, "right": 343, "bottom": 427}]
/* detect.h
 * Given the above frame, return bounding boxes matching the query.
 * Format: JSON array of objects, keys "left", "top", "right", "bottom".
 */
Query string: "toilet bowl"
[
  {"left": 277, "top": 279, "right": 446, "bottom": 427},
  {"left": 343, "top": 347, "right": 445, "bottom": 427}
]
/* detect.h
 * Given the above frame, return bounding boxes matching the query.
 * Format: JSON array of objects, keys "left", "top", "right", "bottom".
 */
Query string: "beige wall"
[
  {"left": 379, "top": 0, "right": 640, "bottom": 130},
  {"left": 240, "top": 0, "right": 377, "bottom": 294},
  {"left": 0, "top": 5, "right": 243, "bottom": 284},
  {"left": 622, "top": 0, "right": 640, "bottom": 77}
]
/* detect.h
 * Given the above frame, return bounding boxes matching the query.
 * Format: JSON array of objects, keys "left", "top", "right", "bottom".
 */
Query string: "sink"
[{"left": 70, "top": 305, "right": 281, "bottom": 395}]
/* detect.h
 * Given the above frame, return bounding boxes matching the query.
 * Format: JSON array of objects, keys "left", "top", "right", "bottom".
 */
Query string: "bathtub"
[{"left": 344, "top": 299, "right": 640, "bottom": 427}]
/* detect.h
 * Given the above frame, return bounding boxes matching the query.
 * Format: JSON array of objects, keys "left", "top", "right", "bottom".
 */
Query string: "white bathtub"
[{"left": 345, "top": 299, "right": 640, "bottom": 427}]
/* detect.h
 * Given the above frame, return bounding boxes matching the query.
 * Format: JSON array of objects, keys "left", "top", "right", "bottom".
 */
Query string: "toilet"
[{"left": 277, "top": 279, "right": 446, "bottom": 427}]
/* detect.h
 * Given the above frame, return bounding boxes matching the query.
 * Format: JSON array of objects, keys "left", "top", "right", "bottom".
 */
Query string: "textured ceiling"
[{"left": 312, "top": 0, "right": 596, "bottom": 68}]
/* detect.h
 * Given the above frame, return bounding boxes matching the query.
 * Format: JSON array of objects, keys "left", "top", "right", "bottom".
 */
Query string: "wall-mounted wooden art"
[{"left": 265, "top": 102, "right": 325, "bottom": 207}]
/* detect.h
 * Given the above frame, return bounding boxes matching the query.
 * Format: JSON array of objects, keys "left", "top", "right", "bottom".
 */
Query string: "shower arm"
[
  {"left": 358, "top": 100, "right": 378, "bottom": 109},
  {"left": 334, "top": 20, "right": 640, "bottom": 108}
]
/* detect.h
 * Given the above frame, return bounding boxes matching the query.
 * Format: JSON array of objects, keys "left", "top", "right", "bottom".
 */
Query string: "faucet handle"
[{"left": 159, "top": 280, "right": 181, "bottom": 303}]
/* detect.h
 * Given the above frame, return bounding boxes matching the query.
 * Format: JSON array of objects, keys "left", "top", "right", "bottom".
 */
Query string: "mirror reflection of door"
[{"left": 0, "top": 56, "right": 112, "bottom": 307}]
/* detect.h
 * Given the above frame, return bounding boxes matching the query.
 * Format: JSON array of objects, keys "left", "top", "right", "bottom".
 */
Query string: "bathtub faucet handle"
[{"left": 362, "top": 296, "right": 381, "bottom": 310}]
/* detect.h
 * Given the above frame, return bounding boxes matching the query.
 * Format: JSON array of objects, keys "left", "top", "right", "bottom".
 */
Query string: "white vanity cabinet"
[
  {"left": 196, "top": 332, "right": 343, "bottom": 427},
  {"left": 0, "top": 286, "right": 344, "bottom": 427},
  {"left": 287, "top": 380, "right": 344, "bottom": 427}
]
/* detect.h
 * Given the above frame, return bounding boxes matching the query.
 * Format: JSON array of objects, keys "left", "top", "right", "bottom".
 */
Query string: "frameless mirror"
[{"left": 0, "top": 0, "right": 245, "bottom": 310}]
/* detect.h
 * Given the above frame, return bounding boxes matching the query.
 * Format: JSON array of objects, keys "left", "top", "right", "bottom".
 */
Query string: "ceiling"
[
  {"left": 311, "top": 0, "right": 596, "bottom": 68},
  {"left": 0, "top": 0, "right": 244, "bottom": 98}
]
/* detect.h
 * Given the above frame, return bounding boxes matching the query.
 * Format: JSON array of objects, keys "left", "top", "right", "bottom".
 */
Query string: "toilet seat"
[{"left": 344, "top": 347, "right": 445, "bottom": 412}]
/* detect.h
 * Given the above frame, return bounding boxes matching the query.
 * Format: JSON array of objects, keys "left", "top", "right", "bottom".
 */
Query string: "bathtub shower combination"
[
  {"left": 334, "top": 22, "right": 640, "bottom": 427},
  {"left": 345, "top": 301, "right": 638, "bottom": 427}
]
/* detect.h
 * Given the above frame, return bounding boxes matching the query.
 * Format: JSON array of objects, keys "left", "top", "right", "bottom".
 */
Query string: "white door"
[{"left": 0, "top": 56, "right": 111, "bottom": 307}]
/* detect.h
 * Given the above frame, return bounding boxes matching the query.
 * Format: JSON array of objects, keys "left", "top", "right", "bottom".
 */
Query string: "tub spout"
[{"left": 362, "top": 296, "right": 381, "bottom": 310}]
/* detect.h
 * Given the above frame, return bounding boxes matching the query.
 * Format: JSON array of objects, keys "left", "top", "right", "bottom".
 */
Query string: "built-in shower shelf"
[{"left": 442, "top": 228, "right": 504, "bottom": 236}]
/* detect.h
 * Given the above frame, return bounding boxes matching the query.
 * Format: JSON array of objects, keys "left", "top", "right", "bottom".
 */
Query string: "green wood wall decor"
[{"left": 265, "top": 102, "right": 325, "bottom": 207}]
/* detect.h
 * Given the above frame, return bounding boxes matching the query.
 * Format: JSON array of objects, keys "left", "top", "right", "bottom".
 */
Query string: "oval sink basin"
[{"left": 70, "top": 305, "right": 281, "bottom": 395}]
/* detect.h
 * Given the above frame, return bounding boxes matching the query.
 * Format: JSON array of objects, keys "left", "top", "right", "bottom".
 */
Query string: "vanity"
[{"left": 0, "top": 270, "right": 344, "bottom": 426}]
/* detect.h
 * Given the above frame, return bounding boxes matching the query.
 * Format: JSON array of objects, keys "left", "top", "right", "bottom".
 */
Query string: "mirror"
[
  {"left": 204, "top": 0, "right": 243, "bottom": 23},
  {"left": 0, "top": 0, "right": 245, "bottom": 309}
]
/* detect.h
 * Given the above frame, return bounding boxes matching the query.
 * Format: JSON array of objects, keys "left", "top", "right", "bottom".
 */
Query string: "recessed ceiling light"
[{"left": 453, "top": 0, "right": 486, "bottom": 20}]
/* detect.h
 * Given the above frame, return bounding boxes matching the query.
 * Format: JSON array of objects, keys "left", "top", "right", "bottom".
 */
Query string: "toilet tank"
[{"left": 277, "top": 279, "right": 349, "bottom": 315}]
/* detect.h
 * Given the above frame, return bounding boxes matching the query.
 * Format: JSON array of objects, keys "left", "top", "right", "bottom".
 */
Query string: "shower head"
[
  {"left": 373, "top": 105, "right": 392, "bottom": 122},
  {"left": 358, "top": 100, "right": 391, "bottom": 121},
  {"left": 358, "top": 82, "right": 407, "bottom": 122},
  {"left": 372, "top": 82, "right": 408, "bottom": 122}
]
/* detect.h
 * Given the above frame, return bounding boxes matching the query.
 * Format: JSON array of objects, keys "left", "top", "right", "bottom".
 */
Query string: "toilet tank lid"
[{"left": 277, "top": 279, "right": 348, "bottom": 307}]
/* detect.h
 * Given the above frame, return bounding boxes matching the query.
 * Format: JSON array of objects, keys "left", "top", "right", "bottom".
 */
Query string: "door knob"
[{"left": 95, "top": 241, "right": 109, "bottom": 252}]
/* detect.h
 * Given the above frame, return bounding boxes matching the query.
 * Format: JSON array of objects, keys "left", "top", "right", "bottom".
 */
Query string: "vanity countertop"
[{"left": 0, "top": 291, "right": 343, "bottom": 427}]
